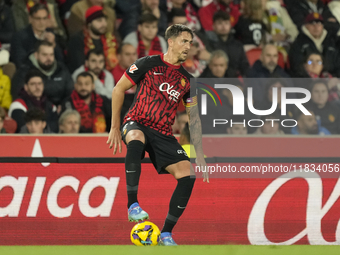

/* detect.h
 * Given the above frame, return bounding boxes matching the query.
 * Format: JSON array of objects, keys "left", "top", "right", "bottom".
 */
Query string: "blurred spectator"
[
  {"left": 67, "top": 0, "right": 116, "bottom": 36},
  {"left": 167, "top": 0, "right": 201, "bottom": 32},
  {"left": 227, "top": 122, "right": 248, "bottom": 135},
  {"left": 67, "top": 5, "right": 118, "bottom": 73},
  {"left": 61, "top": 71, "right": 111, "bottom": 133},
  {"left": 200, "top": 50, "right": 232, "bottom": 78},
  {"left": 112, "top": 43, "right": 137, "bottom": 87},
  {"left": 234, "top": 0, "right": 267, "bottom": 50},
  {"left": 287, "top": 0, "right": 339, "bottom": 35},
  {"left": 0, "top": 0, "right": 15, "bottom": 44},
  {"left": 0, "top": 49, "right": 11, "bottom": 110},
  {"left": 123, "top": 13, "right": 167, "bottom": 58},
  {"left": 10, "top": 4, "right": 64, "bottom": 68},
  {"left": 72, "top": 48, "right": 114, "bottom": 99},
  {"left": 9, "top": 69, "right": 58, "bottom": 133},
  {"left": 0, "top": 105, "right": 5, "bottom": 133},
  {"left": 302, "top": 51, "right": 327, "bottom": 78},
  {"left": 291, "top": 108, "right": 331, "bottom": 135},
  {"left": 12, "top": 40, "right": 73, "bottom": 106},
  {"left": 12, "top": 0, "right": 66, "bottom": 40},
  {"left": 168, "top": 8, "right": 211, "bottom": 62},
  {"left": 58, "top": 109, "right": 80, "bottom": 133},
  {"left": 254, "top": 113, "right": 285, "bottom": 135},
  {"left": 328, "top": 0, "right": 340, "bottom": 36},
  {"left": 308, "top": 80, "right": 340, "bottom": 134},
  {"left": 57, "top": 0, "right": 79, "bottom": 26},
  {"left": 20, "top": 107, "right": 53, "bottom": 133},
  {"left": 288, "top": 13, "right": 340, "bottom": 78},
  {"left": 246, "top": 44, "right": 290, "bottom": 103},
  {"left": 198, "top": 0, "right": 240, "bottom": 30},
  {"left": 263, "top": 0, "right": 298, "bottom": 47},
  {"left": 206, "top": 11, "right": 249, "bottom": 76},
  {"left": 119, "top": 0, "right": 167, "bottom": 39}
]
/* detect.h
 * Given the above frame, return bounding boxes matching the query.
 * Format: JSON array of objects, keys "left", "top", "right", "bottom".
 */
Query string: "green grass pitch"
[{"left": 1, "top": 245, "right": 340, "bottom": 255}]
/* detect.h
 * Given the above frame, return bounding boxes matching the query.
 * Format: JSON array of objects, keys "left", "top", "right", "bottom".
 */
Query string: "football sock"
[
  {"left": 125, "top": 140, "right": 145, "bottom": 208},
  {"left": 161, "top": 175, "right": 196, "bottom": 233}
]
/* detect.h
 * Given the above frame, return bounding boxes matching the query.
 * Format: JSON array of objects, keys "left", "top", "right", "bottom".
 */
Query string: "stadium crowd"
[{"left": 0, "top": 0, "right": 340, "bottom": 136}]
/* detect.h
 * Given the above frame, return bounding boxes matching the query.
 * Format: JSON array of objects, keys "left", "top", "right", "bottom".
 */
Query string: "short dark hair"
[
  {"left": 138, "top": 13, "right": 158, "bottom": 25},
  {"left": 165, "top": 24, "right": 193, "bottom": 41},
  {"left": 213, "top": 11, "right": 230, "bottom": 23},
  {"left": 304, "top": 51, "right": 323, "bottom": 63},
  {"left": 35, "top": 40, "right": 54, "bottom": 52},
  {"left": 181, "top": 122, "right": 190, "bottom": 142},
  {"left": 168, "top": 8, "right": 186, "bottom": 23},
  {"left": 29, "top": 3, "right": 49, "bottom": 16},
  {"left": 85, "top": 48, "right": 105, "bottom": 60},
  {"left": 293, "top": 106, "right": 314, "bottom": 121},
  {"left": 77, "top": 71, "right": 94, "bottom": 83},
  {"left": 24, "top": 108, "right": 46, "bottom": 123},
  {"left": 25, "top": 69, "right": 44, "bottom": 84}
]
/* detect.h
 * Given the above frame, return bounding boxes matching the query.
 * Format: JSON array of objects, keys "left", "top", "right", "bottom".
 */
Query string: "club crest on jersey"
[
  {"left": 181, "top": 78, "right": 186, "bottom": 87},
  {"left": 159, "top": 82, "right": 180, "bottom": 102},
  {"left": 129, "top": 64, "right": 138, "bottom": 73}
]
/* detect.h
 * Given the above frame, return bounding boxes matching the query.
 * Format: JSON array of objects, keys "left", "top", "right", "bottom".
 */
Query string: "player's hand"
[
  {"left": 107, "top": 127, "right": 122, "bottom": 155},
  {"left": 196, "top": 156, "right": 209, "bottom": 183}
]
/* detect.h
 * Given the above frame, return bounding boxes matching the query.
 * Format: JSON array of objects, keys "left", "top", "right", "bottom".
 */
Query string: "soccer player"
[{"left": 107, "top": 24, "right": 208, "bottom": 246}]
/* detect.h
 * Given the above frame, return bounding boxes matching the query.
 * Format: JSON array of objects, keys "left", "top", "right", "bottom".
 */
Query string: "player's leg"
[
  {"left": 124, "top": 128, "right": 149, "bottom": 222},
  {"left": 160, "top": 160, "right": 195, "bottom": 245}
]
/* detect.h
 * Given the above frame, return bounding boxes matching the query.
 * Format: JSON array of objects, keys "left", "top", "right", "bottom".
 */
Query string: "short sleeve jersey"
[{"left": 123, "top": 54, "right": 197, "bottom": 136}]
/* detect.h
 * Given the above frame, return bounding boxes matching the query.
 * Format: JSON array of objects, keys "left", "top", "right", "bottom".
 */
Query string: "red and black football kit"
[{"left": 121, "top": 54, "right": 197, "bottom": 173}]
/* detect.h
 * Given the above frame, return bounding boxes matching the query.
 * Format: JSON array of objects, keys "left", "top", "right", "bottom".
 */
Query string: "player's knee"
[{"left": 126, "top": 130, "right": 145, "bottom": 144}]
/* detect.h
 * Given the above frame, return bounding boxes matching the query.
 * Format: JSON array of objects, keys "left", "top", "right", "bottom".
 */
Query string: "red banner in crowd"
[{"left": 1, "top": 163, "right": 340, "bottom": 245}]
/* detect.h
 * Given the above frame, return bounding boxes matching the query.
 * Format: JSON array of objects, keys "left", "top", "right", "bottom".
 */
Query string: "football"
[{"left": 130, "top": 221, "right": 161, "bottom": 246}]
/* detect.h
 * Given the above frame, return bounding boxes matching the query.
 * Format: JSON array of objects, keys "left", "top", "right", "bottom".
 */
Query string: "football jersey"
[
  {"left": 123, "top": 54, "right": 197, "bottom": 136},
  {"left": 234, "top": 16, "right": 266, "bottom": 46}
]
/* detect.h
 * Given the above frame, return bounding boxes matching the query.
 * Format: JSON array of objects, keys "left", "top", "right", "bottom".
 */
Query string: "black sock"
[
  {"left": 125, "top": 140, "right": 145, "bottom": 208},
  {"left": 161, "top": 175, "right": 196, "bottom": 233}
]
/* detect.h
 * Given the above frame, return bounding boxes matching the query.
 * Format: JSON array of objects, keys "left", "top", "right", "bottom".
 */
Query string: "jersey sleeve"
[
  {"left": 182, "top": 77, "right": 197, "bottom": 108},
  {"left": 123, "top": 56, "right": 151, "bottom": 85}
]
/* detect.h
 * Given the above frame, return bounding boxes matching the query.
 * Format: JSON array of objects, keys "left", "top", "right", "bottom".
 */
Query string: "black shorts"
[{"left": 121, "top": 121, "right": 189, "bottom": 174}]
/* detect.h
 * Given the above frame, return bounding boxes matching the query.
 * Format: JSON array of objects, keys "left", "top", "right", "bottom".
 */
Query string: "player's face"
[
  {"left": 60, "top": 114, "right": 80, "bottom": 134},
  {"left": 138, "top": 22, "right": 158, "bottom": 41},
  {"left": 26, "top": 120, "right": 46, "bottom": 134},
  {"left": 118, "top": 44, "right": 137, "bottom": 69},
  {"left": 24, "top": 77, "right": 44, "bottom": 99},
  {"left": 86, "top": 54, "right": 105, "bottom": 76},
  {"left": 311, "top": 83, "right": 328, "bottom": 107},
  {"left": 75, "top": 76, "right": 94, "bottom": 99},
  {"left": 172, "top": 31, "right": 193, "bottom": 62}
]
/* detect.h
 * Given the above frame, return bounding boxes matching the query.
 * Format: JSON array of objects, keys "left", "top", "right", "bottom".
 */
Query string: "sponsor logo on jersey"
[
  {"left": 129, "top": 64, "right": 138, "bottom": 73},
  {"left": 181, "top": 78, "right": 186, "bottom": 87},
  {"left": 159, "top": 82, "right": 181, "bottom": 102}
]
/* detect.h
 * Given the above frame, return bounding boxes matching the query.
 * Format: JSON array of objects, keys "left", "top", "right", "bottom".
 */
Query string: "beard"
[
  {"left": 78, "top": 91, "right": 91, "bottom": 100},
  {"left": 90, "top": 24, "right": 106, "bottom": 36},
  {"left": 38, "top": 61, "right": 54, "bottom": 71}
]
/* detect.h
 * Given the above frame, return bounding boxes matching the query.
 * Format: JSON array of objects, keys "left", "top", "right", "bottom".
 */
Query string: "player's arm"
[
  {"left": 106, "top": 74, "right": 134, "bottom": 154},
  {"left": 185, "top": 98, "right": 209, "bottom": 183}
]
